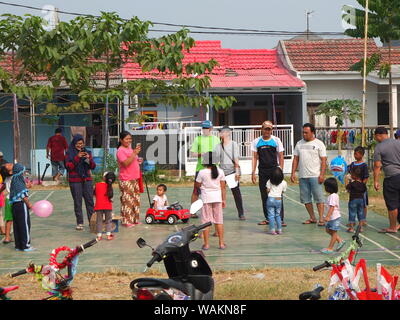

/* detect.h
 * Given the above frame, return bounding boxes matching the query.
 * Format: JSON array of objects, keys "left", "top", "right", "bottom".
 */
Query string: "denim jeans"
[
  {"left": 348, "top": 198, "right": 366, "bottom": 224},
  {"left": 299, "top": 177, "right": 324, "bottom": 204},
  {"left": 266, "top": 197, "right": 282, "bottom": 232}
]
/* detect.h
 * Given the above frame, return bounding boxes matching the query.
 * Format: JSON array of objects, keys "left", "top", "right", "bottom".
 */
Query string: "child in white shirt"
[
  {"left": 266, "top": 167, "right": 287, "bottom": 235},
  {"left": 153, "top": 184, "right": 168, "bottom": 210}
]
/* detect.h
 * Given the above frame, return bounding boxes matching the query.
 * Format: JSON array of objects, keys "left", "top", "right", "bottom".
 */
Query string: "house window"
[
  {"left": 307, "top": 103, "right": 329, "bottom": 127},
  {"left": 141, "top": 111, "right": 157, "bottom": 122},
  {"left": 378, "top": 102, "right": 389, "bottom": 125}
]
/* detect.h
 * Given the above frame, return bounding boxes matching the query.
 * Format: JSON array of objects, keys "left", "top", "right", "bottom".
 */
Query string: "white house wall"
[{"left": 305, "top": 79, "right": 378, "bottom": 126}]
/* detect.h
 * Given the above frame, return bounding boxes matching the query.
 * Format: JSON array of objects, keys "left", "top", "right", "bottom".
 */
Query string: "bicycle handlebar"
[
  {"left": 77, "top": 239, "right": 98, "bottom": 253},
  {"left": 10, "top": 269, "right": 28, "bottom": 278},
  {"left": 313, "top": 261, "right": 331, "bottom": 272},
  {"left": 352, "top": 224, "right": 363, "bottom": 247}
]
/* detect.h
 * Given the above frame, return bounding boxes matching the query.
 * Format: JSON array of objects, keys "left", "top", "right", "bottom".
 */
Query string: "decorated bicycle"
[
  {"left": 299, "top": 225, "right": 399, "bottom": 300},
  {"left": 8, "top": 239, "right": 98, "bottom": 300}
]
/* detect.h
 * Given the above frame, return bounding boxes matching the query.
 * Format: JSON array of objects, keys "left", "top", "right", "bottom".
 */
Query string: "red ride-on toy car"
[{"left": 145, "top": 202, "right": 191, "bottom": 225}]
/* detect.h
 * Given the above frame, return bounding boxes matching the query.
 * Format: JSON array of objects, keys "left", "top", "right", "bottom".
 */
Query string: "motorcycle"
[{"left": 130, "top": 222, "right": 214, "bottom": 300}]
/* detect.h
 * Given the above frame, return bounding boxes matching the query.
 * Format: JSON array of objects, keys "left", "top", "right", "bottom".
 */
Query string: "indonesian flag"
[
  {"left": 377, "top": 264, "right": 394, "bottom": 299},
  {"left": 351, "top": 259, "right": 367, "bottom": 292},
  {"left": 329, "top": 251, "right": 357, "bottom": 290}
]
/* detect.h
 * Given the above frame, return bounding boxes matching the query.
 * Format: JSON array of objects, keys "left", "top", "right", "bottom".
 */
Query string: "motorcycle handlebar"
[
  {"left": 10, "top": 269, "right": 28, "bottom": 278},
  {"left": 313, "top": 261, "right": 331, "bottom": 272},
  {"left": 147, "top": 253, "right": 160, "bottom": 268},
  {"left": 195, "top": 222, "right": 212, "bottom": 232}
]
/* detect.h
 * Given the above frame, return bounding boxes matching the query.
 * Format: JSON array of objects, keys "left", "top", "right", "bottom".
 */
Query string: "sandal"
[
  {"left": 219, "top": 244, "right": 227, "bottom": 250},
  {"left": 75, "top": 224, "right": 84, "bottom": 231},
  {"left": 378, "top": 228, "right": 397, "bottom": 234},
  {"left": 257, "top": 220, "right": 269, "bottom": 225},
  {"left": 201, "top": 245, "right": 209, "bottom": 251},
  {"left": 302, "top": 219, "right": 317, "bottom": 224},
  {"left": 317, "top": 221, "right": 326, "bottom": 227}
]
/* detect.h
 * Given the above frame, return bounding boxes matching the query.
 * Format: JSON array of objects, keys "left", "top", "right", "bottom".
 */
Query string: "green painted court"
[{"left": 1, "top": 185, "right": 400, "bottom": 275}]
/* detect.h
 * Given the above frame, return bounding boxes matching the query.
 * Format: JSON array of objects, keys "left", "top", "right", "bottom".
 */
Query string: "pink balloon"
[{"left": 32, "top": 200, "right": 54, "bottom": 218}]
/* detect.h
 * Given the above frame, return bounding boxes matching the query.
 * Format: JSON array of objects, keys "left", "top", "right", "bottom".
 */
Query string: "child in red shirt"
[{"left": 94, "top": 172, "right": 116, "bottom": 241}]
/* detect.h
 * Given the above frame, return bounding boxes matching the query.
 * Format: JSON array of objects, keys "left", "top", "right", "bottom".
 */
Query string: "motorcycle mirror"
[{"left": 137, "top": 238, "right": 147, "bottom": 248}]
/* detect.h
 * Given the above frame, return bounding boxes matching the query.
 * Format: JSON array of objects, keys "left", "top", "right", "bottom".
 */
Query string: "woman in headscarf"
[
  {"left": 9, "top": 163, "right": 34, "bottom": 251},
  {"left": 65, "top": 134, "right": 96, "bottom": 231}
]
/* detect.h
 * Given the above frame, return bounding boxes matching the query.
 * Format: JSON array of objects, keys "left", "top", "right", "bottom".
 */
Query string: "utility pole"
[{"left": 361, "top": 0, "right": 369, "bottom": 147}]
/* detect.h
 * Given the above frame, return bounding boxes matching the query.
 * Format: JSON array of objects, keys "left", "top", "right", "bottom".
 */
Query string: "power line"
[{"left": 0, "top": 1, "right": 345, "bottom": 36}]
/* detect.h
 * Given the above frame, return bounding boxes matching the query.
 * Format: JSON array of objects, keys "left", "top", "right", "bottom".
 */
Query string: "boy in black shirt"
[
  {"left": 346, "top": 166, "right": 367, "bottom": 232},
  {"left": 347, "top": 146, "right": 369, "bottom": 225}
]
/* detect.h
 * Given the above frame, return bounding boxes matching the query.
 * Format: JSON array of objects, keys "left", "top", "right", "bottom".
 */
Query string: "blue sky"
[{"left": 0, "top": 0, "right": 362, "bottom": 49}]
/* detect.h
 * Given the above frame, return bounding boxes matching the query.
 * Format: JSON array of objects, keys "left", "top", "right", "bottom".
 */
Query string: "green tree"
[
  {"left": 0, "top": 14, "right": 53, "bottom": 162},
  {"left": 316, "top": 99, "right": 362, "bottom": 155},
  {"left": 343, "top": 0, "right": 400, "bottom": 137}
]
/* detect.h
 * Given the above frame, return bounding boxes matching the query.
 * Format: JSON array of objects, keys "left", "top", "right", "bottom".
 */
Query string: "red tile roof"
[
  {"left": 123, "top": 40, "right": 305, "bottom": 88},
  {"left": 283, "top": 38, "right": 380, "bottom": 72},
  {"left": 379, "top": 47, "right": 400, "bottom": 65}
]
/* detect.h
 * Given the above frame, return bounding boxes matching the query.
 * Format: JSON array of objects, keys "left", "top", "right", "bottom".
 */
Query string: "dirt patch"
[{"left": 2, "top": 266, "right": 400, "bottom": 300}]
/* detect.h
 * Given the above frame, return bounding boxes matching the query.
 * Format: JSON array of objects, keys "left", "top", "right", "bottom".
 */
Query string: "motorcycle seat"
[{"left": 131, "top": 278, "right": 189, "bottom": 295}]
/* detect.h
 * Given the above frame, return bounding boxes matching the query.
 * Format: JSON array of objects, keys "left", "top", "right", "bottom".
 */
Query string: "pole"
[
  {"left": 30, "top": 99, "right": 36, "bottom": 177},
  {"left": 361, "top": 0, "right": 369, "bottom": 147},
  {"left": 12, "top": 93, "right": 20, "bottom": 163},
  {"left": 103, "top": 94, "right": 109, "bottom": 172}
]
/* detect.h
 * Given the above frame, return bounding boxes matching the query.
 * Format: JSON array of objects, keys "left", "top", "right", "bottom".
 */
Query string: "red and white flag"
[
  {"left": 351, "top": 259, "right": 368, "bottom": 292},
  {"left": 377, "top": 264, "right": 393, "bottom": 299}
]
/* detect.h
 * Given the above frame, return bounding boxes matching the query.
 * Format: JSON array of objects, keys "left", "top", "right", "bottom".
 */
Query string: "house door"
[{"left": 250, "top": 110, "right": 268, "bottom": 125}]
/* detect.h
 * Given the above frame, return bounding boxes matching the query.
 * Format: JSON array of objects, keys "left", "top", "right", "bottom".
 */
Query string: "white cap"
[{"left": 0, "top": 151, "right": 3, "bottom": 157}]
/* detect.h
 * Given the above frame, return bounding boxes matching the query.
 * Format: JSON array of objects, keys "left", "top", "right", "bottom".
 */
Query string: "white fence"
[
  {"left": 184, "top": 125, "right": 294, "bottom": 176},
  {"left": 122, "top": 122, "right": 294, "bottom": 176}
]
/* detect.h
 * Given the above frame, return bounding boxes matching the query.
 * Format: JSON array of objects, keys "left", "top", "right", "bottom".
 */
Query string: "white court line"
[
  {"left": 286, "top": 185, "right": 400, "bottom": 242},
  {"left": 287, "top": 186, "right": 299, "bottom": 194},
  {"left": 44, "top": 191, "right": 54, "bottom": 201},
  {"left": 28, "top": 191, "right": 37, "bottom": 198},
  {"left": 283, "top": 193, "right": 400, "bottom": 261}
]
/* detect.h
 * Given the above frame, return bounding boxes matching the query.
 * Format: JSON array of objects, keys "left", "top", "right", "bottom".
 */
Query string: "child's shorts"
[
  {"left": 201, "top": 202, "right": 223, "bottom": 225},
  {"left": 4, "top": 198, "right": 12, "bottom": 222},
  {"left": 326, "top": 217, "right": 341, "bottom": 231}
]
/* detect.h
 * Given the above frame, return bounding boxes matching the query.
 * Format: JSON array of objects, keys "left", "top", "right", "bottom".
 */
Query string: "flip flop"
[
  {"left": 318, "top": 222, "right": 326, "bottom": 227},
  {"left": 257, "top": 220, "right": 269, "bottom": 225},
  {"left": 378, "top": 229, "right": 397, "bottom": 234},
  {"left": 201, "top": 245, "right": 209, "bottom": 251},
  {"left": 302, "top": 219, "right": 317, "bottom": 225}
]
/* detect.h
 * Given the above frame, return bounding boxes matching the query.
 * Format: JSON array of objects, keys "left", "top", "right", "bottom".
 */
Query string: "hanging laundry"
[{"left": 331, "top": 130, "right": 338, "bottom": 144}]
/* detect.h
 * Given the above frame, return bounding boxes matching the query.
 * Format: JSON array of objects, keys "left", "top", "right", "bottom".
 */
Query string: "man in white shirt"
[
  {"left": 251, "top": 121, "right": 285, "bottom": 226},
  {"left": 291, "top": 123, "right": 327, "bottom": 226}
]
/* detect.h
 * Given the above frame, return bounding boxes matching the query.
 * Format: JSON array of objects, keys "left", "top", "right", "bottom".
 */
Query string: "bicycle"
[
  {"left": 7, "top": 239, "right": 98, "bottom": 300},
  {"left": 299, "top": 225, "right": 363, "bottom": 300},
  {"left": 300, "top": 225, "right": 399, "bottom": 300}
]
